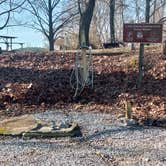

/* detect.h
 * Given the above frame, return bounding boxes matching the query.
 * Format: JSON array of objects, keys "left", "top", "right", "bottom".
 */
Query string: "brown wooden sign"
[{"left": 123, "top": 23, "right": 163, "bottom": 43}]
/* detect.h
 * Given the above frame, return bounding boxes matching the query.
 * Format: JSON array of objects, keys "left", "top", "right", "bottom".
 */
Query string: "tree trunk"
[
  {"left": 153, "top": 0, "right": 157, "bottom": 23},
  {"left": 145, "top": 0, "right": 151, "bottom": 23},
  {"left": 48, "top": 0, "right": 54, "bottom": 51},
  {"left": 163, "top": 40, "right": 166, "bottom": 59},
  {"left": 78, "top": 0, "right": 96, "bottom": 47},
  {"left": 135, "top": 0, "right": 140, "bottom": 23},
  {"left": 49, "top": 36, "right": 54, "bottom": 51},
  {"left": 110, "top": 0, "right": 115, "bottom": 43}
]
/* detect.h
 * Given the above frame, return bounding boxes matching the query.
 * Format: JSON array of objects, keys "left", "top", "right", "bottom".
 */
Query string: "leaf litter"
[{"left": 0, "top": 46, "right": 165, "bottom": 125}]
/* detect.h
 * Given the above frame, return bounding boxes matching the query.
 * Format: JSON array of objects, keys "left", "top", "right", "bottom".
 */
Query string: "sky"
[
  {"left": 0, "top": 0, "right": 68, "bottom": 50},
  {"left": 0, "top": 0, "right": 165, "bottom": 50},
  {"left": 0, "top": 0, "right": 72, "bottom": 50},
  {"left": 0, "top": 0, "right": 47, "bottom": 50},
  {"left": 0, "top": 26, "right": 45, "bottom": 50},
  {"left": 0, "top": 0, "right": 46, "bottom": 49}
]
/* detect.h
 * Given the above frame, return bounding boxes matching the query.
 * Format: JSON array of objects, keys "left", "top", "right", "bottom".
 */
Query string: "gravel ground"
[{"left": 0, "top": 110, "right": 166, "bottom": 166}]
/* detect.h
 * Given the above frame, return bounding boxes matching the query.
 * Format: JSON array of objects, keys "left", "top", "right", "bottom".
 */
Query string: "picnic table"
[
  {"left": 0, "top": 35, "right": 17, "bottom": 51},
  {"left": 0, "top": 35, "right": 24, "bottom": 51}
]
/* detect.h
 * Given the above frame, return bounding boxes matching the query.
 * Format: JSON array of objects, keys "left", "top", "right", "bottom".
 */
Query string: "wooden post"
[
  {"left": 163, "top": 40, "right": 166, "bottom": 59},
  {"left": 137, "top": 43, "right": 144, "bottom": 88},
  {"left": 131, "top": 43, "right": 135, "bottom": 51},
  {"left": 137, "top": 0, "right": 150, "bottom": 88}
]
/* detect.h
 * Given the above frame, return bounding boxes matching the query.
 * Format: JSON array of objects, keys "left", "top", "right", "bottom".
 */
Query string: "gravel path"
[{"left": 0, "top": 110, "right": 166, "bottom": 166}]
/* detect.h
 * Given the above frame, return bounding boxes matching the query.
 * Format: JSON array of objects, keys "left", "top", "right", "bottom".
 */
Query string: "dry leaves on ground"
[{"left": 0, "top": 46, "right": 165, "bottom": 122}]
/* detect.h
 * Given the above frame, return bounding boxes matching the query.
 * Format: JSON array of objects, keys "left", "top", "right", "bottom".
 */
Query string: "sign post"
[
  {"left": 138, "top": 43, "right": 144, "bottom": 88},
  {"left": 123, "top": 23, "right": 163, "bottom": 88}
]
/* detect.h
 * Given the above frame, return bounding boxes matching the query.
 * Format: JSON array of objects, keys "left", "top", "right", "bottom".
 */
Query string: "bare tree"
[
  {"left": 91, "top": 0, "right": 109, "bottom": 45},
  {"left": 115, "top": 0, "right": 127, "bottom": 41},
  {"left": 0, "top": 0, "right": 25, "bottom": 30},
  {"left": 146, "top": 0, "right": 151, "bottom": 22},
  {"left": 24, "top": 0, "right": 77, "bottom": 51},
  {"left": 151, "top": 0, "right": 166, "bottom": 22},
  {"left": 109, "top": 0, "right": 115, "bottom": 43},
  {"left": 78, "top": 0, "right": 96, "bottom": 47},
  {"left": 90, "top": 0, "right": 127, "bottom": 46},
  {"left": 122, "top": 0, "right": 145, "bottom": 23}
]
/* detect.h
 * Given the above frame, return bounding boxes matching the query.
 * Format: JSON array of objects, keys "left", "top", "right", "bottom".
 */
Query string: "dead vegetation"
[{"left": 0, "top": 46, "right": 165, "bottom": 122}]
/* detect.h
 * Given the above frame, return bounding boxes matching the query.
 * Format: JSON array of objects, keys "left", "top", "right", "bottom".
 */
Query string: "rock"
[
  {"left": 142, "top": 118, "right": 166, "bottom": 128},
  {"left": 143, "top": 157, "right": 151, "bottom": 162},
  {"left": 154, "top": 118, "right": 166, "bottom": 128},
  {"left": 0, "top": 115, "right": 41, "bottom": 135},
  {"left": 0, "top": 115, "right": 82, "bottom": 138},
  {"left": 126, "top": 119, "right": 139, "bottom": 126},
  {"left": 36, "top": 126, "right": 53, "bottom": 133},
  {"left": 23, "top": 122, "right": 82, "bottom": 138},
  {"left": 118, "top": 117, "right": 139, "bottom": 126},
  {"left": 56, "top": 122, "right": 70, "bottom": 129},
  {"left": 0, "top": 115, "right": 82, "bottom": 137},
  {"left": 143, "top": 118, "right": 156, "bottom": 126},
  {"left": 161, "top": 157, "right": 166, "bottom": 162}
]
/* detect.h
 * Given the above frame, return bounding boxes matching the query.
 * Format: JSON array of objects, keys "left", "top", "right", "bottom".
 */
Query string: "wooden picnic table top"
[{"left": 0, "top": 35, "right": 17, "bottom": 39}]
